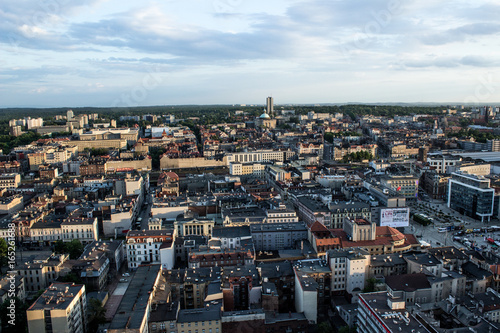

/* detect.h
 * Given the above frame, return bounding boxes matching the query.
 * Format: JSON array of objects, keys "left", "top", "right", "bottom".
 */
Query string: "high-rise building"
[
  {"left": 418, "top": 147, "right": 428, "bottom": 162},
  {"left": 27, "top": 282, "right": 86, "bottom": 333},
  {"left": 447, "top": 172, "right": 495, "bottom": 222},
  {"left": 25, "top": 117, "right": 43, "bottom": 129},
  {"left": 66, "top": 109, "right": 74, "bottom": 120},
  {"left": 266, "top": 96, "right": 274, "bottom": 116},
  {"left": 9, "top": 125, "right": 22, "bottom": 137}
]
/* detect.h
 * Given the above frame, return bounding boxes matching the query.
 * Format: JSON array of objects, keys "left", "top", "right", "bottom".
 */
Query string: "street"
[{"left": 407, "top": 198, "right": 500, "bottom": 250}]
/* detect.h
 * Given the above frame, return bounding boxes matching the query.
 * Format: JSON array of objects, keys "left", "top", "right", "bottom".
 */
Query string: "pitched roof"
[{"left": 310, "top": 221, "right": 329, "bottom": 232}]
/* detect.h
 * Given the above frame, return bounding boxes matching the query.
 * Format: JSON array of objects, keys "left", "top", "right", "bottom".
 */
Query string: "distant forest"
[{"left": 0, "top": 104, "right": 448, "bottom": 122}]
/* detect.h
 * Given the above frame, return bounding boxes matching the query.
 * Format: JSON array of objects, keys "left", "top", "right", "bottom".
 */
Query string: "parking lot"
[{"left": 405, "top": 198, "right": 500, "bottom": 255}]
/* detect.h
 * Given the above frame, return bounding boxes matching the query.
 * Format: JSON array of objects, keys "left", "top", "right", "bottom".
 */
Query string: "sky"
[{"left": 1, "top": 0, "right": 500, "bottom": 107}]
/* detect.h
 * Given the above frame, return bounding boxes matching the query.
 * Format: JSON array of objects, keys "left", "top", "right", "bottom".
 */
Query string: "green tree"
[
  {"left": 54, "top": 240, "right": 65, "bottom": 254},
  {"left": 60, "top": 272, "right": 82, "bottom": 284},
  {"left": 150, "top": 147, "right": 167, "bottom": 170},
  {"left": 316, "top": 321, "right": 334, "bottom": 333},
  {"left": 363, "top": 277, "right": 377, "bottom": 292},
  {"left": 338, "top": 326, "right": 357, "bottom": 333},
  {"left": 324, "top": 132, "right": 334, "bottom": 144},
  {"left": 66, "top": 239, "right": 84, "bottom": 259},
  {"left": 0, "top": 297, "right": 28, "bottom": 333},
  {"left": 0, "top": 238, "right": 8, "bottom": 272},
  {"left": 88, "top": 298, "right": 107, "bottom": 332},
  {"left": 90, "top": 148, "right": 109, "bottom": 156}
]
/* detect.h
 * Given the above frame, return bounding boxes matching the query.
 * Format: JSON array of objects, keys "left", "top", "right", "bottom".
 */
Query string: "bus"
[{"left": 438, "top": 227, "right": 447, "bottom": 233}]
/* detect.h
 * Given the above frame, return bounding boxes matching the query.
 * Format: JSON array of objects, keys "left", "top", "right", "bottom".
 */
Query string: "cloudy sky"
[{"left": 1, "top": 0, "right": 500, "bottom": 107}]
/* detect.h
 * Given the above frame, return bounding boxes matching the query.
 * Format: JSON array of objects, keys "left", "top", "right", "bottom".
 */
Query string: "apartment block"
[{"left": 27, "top": 282, "right": 86, "bottom": 333}]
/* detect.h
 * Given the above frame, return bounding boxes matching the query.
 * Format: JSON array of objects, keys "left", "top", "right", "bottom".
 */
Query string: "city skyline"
[{"left": 1, "top": 0, "right": 500, "bottom": 107}]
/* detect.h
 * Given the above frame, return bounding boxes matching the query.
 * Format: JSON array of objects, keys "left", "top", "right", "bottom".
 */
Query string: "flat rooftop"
[
  {"left": 359, "top": 292, "right": 431, "bottom": 333},
  {"left": 28, "top": 283, "right": 84, "bottom": 311},
  {"left": 108, "top": 265, "right": 160, "bottom": 331}
]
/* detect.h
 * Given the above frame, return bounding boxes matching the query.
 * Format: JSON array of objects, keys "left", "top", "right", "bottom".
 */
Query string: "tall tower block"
[{"left": 266, "top": 96, "right": 274, "bottom": 117}]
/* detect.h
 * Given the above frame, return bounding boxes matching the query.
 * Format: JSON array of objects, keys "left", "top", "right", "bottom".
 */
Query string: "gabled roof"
[{"left": 310, "top": 221, "right": 329, "bottom": 233}]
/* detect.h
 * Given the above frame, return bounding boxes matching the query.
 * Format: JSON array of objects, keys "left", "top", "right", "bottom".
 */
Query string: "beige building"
[
  {"left": 61, "top": 139, "right": 127, "bottom": 151},
  {"left": 174, "top": 215, "right": 215, "bottom": 238},
  {"left": 343, "top": 217, "right": 376, "bottom": 242},
  {"left": 177, "top": 303, "right": 222, "bottom": 333},
  {"left": 0, "top": 194, "right": 24, "bottom": 215},
  {"left": 79, "top": 128, "right": 139, "bottom": 145},
  {"left": 27, "top": 282, "right": 86, "bottom": 333},
  {"left": 27, "top": 147, "right": 78, "bottom": 171},
  {"left": 17, "top": 253, "right": 69, "bottom": 292},
  {"left": 380, "top": 175, "right": 419, "bottom": 199},
  {"left": 390, "top": 144, "right": 419, "bottom": 158},
  {"left": 0, "top": 274, "right": 25, "bottom": 303},
  {"left": 229, "top": 162, "right": 266, "bottom": 176},
  {"left": 61, "top": 217, "right": 98, "bottom": 244},
  {"left": 160, "top": 156, "right": 227, "bottom": 170},
  {"left": 30, "top": 220, "right": 63, "bottom": 244},
  {"left": 106, "top": 158, "right": 152, "bottom": 172}
]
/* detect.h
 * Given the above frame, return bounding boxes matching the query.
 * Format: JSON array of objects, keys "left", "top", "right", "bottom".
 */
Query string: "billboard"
[{"left": 380, "top": 207, "right": 410, "bottom": 228}]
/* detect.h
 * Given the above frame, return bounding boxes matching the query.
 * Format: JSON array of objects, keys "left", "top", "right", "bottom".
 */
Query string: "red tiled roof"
[
  {"left": 316, "top": 238, "right": 340, "bottom": 246},
  {"left": 310, "top": 221, "right": 329, "bottom": 232},
  {"left": 490, "top": 265, "right": 500, "bottom": 276},
  {"left": 376, "top": 226, "right": 405, "bottom": 242},
  {"left": 329, "top": 228, "right": 420, "bottom": 249}
]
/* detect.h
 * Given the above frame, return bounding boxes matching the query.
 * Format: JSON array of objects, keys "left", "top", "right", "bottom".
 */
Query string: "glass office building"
[{"left": 447, "top": 172, "right": 495, "bottom": 222}]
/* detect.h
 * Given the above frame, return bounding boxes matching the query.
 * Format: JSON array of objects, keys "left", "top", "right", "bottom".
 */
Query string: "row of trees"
[
  {"left": 447, "top": 128, "right": 500, "bottom": 143},
  {"left": 341, "top": 150, "right": 373, "bottom": 163}
]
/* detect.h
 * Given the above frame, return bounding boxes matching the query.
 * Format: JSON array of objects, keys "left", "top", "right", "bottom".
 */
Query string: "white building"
[
  {"left": 427, "top": 155, "right": 462, "bottom": 173},
  {"left": 210, "top": 225, "right": 252, "bottom": 249},
  {"left": 226, "top": 149, "right": 295, "bottom": 165},
  {"left": 327, "top": 248, "right": 370, "bottom": 294},
  {"left": 30, "top": 220, "right": 63, "bottom": 244},
  {"left": 61, "top": 217, "right": 98, "bottom": 244},
  {"left": 294, "top": 270, "right": 318, "bottom": 324},
  {"left": 26, "top": 117, "right": 43, "bottom": 129},
  {"left": 0, "top": 173, "right": 21, "bottom": 189},
  {"left": 126, "top": 230, "right": 175, "bottom": 270},
  {"left": 265, "top": 208, "right": 299, "bottom": 223}
]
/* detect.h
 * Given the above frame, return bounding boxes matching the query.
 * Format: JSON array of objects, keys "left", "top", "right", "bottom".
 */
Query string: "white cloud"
[{"left": 1, "top": 0, "right": 500, "bottom": 106}]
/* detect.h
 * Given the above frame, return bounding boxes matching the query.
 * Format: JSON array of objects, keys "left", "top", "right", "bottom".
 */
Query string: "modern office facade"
[{"left": 447, "top": 172, "right": 495, "bottom": 222}]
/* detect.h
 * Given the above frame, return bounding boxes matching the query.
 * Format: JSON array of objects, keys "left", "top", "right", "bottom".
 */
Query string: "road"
[
  {"left": 138, "top": 189, "right": 153, "bottom": 230},
  {"left": 406, "top": 198, "right": 499, "bottom": 249}
]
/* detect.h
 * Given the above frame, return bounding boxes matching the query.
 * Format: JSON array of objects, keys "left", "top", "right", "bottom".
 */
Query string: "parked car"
[
  {"left": 122, "top": 273, "right": 130, "bottom": 277},
  {"left": 119, "top": 278, "right": 128, "bottom": 282}
]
